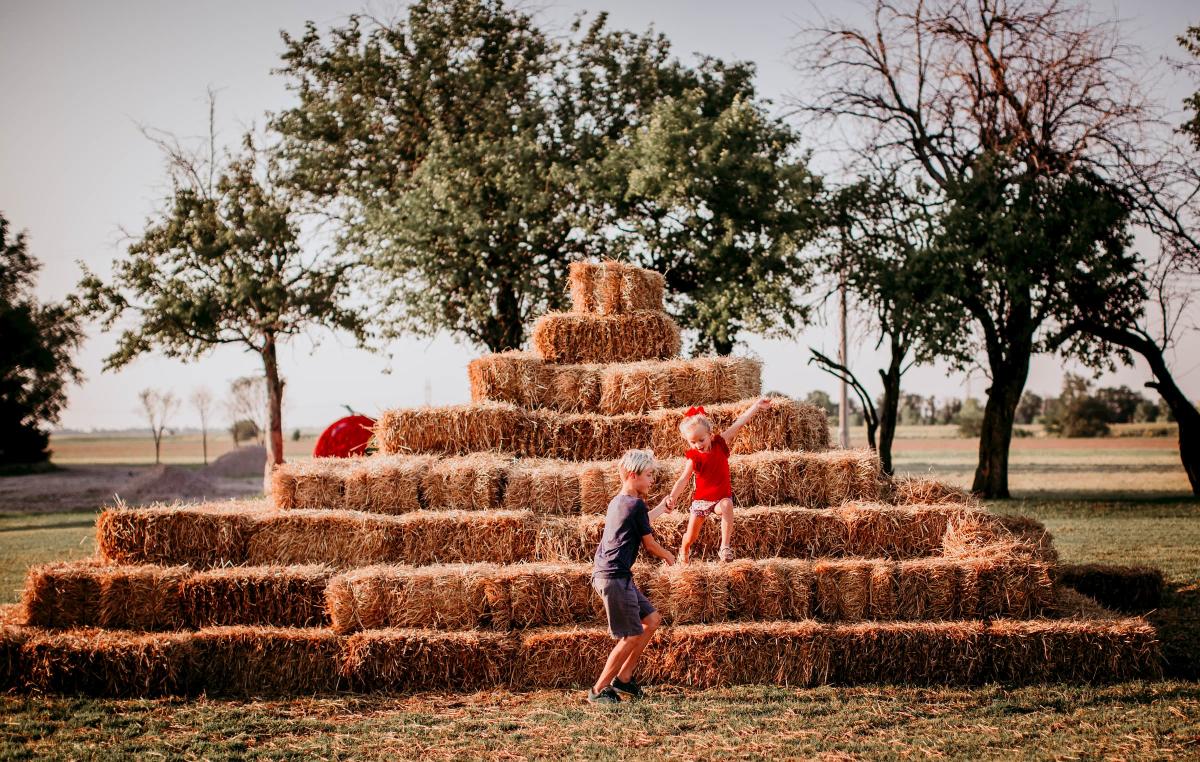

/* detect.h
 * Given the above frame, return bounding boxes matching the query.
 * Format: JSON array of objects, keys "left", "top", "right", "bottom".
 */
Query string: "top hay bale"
[
  {"left": 569, "top": 260, "right": 664, "bottom": 315},
  {"left": 531, "top": 311, "right": 680, "bottom": 364}
]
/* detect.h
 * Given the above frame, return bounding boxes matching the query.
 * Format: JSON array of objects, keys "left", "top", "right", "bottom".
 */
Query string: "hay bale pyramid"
[{"left": 3, "top": 261, "right": 1160, "bottom": 696}]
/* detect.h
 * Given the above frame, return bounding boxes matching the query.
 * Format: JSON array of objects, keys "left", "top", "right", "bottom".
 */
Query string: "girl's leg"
[
  {"left": 716, "top": 498, "right": 735, "bottom": 560},
  {"left": 678, "top": 513, "right": 705, "bottom": 563}
]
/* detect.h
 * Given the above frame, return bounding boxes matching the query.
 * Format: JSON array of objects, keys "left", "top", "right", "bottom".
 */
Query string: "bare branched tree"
[
  {"left": 226, "top": 376, "right": 268, "bottom": 447},
  {"left": 138, "top": 388, "right": 180, "bottom": 465},
  {"left": 191, "top": 387, "right": 214, "bottom": 465}
]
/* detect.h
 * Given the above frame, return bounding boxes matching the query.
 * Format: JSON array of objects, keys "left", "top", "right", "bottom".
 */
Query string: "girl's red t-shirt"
[{"left": 686, "top": 433, "right": 732, "bottom": 501}]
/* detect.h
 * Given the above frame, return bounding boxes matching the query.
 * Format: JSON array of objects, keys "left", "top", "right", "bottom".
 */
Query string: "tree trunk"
[
  {"left": 201, "top": 428, "right": 208, "bottom": 465},
  {"left": 484, "top": 280, "right": 525, "bottom": 352},
  {"left": 153, "top": 433, "right": 161, "bottom": 465},
  {"left": 1078, "top": 322, "right": 1200, "bottom": 496},
  {"left": 971, "top": 353, "right": 1030, "bottom": 498},
  {"left": 876, "top": 344, "right": 904, "bottom": 476},
  {"left": 261, "top": 338, "right": 285, "bottom": 469}
]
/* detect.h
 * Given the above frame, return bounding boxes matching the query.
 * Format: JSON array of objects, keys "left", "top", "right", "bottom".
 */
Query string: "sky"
[{"left": 2, "top": 0, "right": 1198, "bottom": 432}]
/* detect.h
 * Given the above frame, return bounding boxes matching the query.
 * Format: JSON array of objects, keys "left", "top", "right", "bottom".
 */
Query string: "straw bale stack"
[
  {"left": 422, "top": 453, "right": 511, "bottom": 511},
  {"left": 532, "top": 311, "right": 681, "bottom": 364},
  {"left": 890, "top": 477, "right": 974, "bottom": 506},
  {"left": 21, "top": 562, "right": 188, "bottom": 631},
  {"left": 568, "top": 260, "right": 665, "bottom": 314},
  {"left": 96, "top": 500, "right": 265, "bottom": 568},
  {"left": 342, "top": 628, "right": 517, "bottom": 691},
  {"left": 468, "top": 353, "right": 762, "bottom": 414},
  {"left": 19, "top": 628, "right": 197, "bottom": 696},
  {"left": 194, "top": 626, "right": 343, "bottom": 695},
  {"left": 373, "top": 398, "right": 829, "bottom": 461},
  {"left": 182, "top": 565, "right": 334, "bottom": 628}
]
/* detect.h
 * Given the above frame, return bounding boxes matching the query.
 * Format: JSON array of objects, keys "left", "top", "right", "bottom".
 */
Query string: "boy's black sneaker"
[
  {"left": 587, "top": 686, "right": 621, "bottom": 704},
  {"left": 611, "top": 676, "right": 644, "bottom": 700}
]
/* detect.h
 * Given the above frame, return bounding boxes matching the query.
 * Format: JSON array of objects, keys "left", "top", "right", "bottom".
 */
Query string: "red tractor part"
[{"left": 312, "top": 415, "right": 376, "bottom": 458}]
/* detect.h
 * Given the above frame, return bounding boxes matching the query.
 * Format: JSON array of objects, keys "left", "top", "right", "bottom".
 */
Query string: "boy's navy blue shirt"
[{"left": 592, "top": 494, "right": 654, "bottom": 579}]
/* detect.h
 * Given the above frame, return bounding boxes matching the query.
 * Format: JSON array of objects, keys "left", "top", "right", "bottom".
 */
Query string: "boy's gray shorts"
[{"left": 592, "top": 575, "right": 655, "bottom": 638}]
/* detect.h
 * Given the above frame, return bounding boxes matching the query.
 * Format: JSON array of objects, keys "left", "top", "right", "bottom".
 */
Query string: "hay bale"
[
  {"left": 469, "top": 353, "right": 762, "bottom": 415},
  {"left": 343, "top": 454, "right": 432, "bottom": 514},
  {"left": 1057, "top": 564, "right": 1165, "bottom": 612},
  {"left": 531, "top": 311, "right": 681, "bottom": 364},
  {"left": 829, "top": 621, "right": 987, "bottom": 685},
  {"left": 193, "top": 626, "right": 342, "bottom": 695},
  {"left": 373, "top": 403, "right": 530, "bottom": 457},
  {"left": 568, "top": 260, "right": 665, "bottom": 315},
  {"left": 890, "top": 477, "right": 974, "bottom": 506},
  {"left": 814, "top": 560, "right": 873, "bottom": 622},
  {"left": 19, "top": 560, "right": 106, "bottom": 629},
  {"left": 985, "top": 617, "right": 1161, "bottom": 683},
  {"left": 96, "top": 501, "right": 263, "bottom": 568},
  {"left": 896, "top": 558, "right": 961, "bottom": 621},
  {"left": 342, "top": 629, "right": 516, "bottom": 691},
  {"left": 422, "top": 453, "right": 511, "bottom": 511},
  {"left": 996, "top": 515, "right": 1059, "bottom": 564},
  {"left": 247, "top": 510, "right": 395, "bottom": 568},
  {"left": 502, "top": 459, "right": 584, "bottom": 515},
  {"left": 326, "top": 565, "right": 492, "bottom": 633},
  {"left": 0, "top": 626, "right": 25, "bottom": 691},
  {"left": 182, "top": 566, "right": 334, "bottom": 628},
  {"left": 279, "top": 458, "right": 349, "bottom": 510},
  {"left": 20, "top": 628, "right": 196, "bottom": 696}
]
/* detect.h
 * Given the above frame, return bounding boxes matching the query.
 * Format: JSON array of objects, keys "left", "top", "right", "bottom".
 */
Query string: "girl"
[{"left": 663, "top": 398, "right": 772, "bottom": 563}]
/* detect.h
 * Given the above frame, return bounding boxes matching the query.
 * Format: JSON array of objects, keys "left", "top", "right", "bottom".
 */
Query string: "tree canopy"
[{"left": 0, "top": 214, "right": 83, "bottom": 465}]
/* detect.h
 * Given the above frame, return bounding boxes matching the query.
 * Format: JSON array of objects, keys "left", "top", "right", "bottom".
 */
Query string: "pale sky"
[{"left": 2, "top": 0, "right": 1198, "bottom": 431}]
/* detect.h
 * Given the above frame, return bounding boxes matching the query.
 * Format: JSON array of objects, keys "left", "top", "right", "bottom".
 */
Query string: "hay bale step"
[
  {"left": 468, "top": 353, "right": 762, "bottom": 414},
  {"left": 20, "top": 562, "right": 333, "bottom": 630},
  {"left": 327, "top": 553, "right": 1053, "bottom": 634},
  {"left": 271, "top": 449, "right": 887, "bottom": 515},
  {"left": 0, "top": 610, "right": 1159, "bottom": 695},
  {"left": 531, "top": 311, "right": 680, "bottom": 364},
  {"left": 96, "top": 500, "right": 1014, "bottom": 569},
  {"left": 373, "top": 398, "right": 830, "bottom": 460},
  {"left": 568, "top": 260, "right": 664, "bottom": 314}
]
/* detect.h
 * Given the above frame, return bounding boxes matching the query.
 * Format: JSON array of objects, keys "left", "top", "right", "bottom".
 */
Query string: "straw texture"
[{"left": 531, "top": 311, "right": 681, "bottom": 364}]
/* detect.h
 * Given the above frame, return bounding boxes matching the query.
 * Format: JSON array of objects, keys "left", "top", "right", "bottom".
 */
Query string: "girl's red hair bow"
[{"left": 683, "top": 405, "right": 707, "bottom": 417}]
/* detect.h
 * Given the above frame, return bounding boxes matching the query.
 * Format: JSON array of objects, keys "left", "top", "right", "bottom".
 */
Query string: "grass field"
[{"left": 1, "top": 434, "right": 1198, "bottom": 759}]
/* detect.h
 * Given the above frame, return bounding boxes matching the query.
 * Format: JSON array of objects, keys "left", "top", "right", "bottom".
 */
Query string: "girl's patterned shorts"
[{"left": 689, "top": 497, "right": 733, "bottom": 518}]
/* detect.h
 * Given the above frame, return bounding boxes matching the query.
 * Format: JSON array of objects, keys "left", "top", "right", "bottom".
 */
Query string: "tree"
[
  {"left": 804, "top": 390, "right": 838, "bottom": 419},
  {"left": 809, "top": 348, "right": 880, "bottom": 451},
  {"left": 797, "top": 0, "right": 1153, "bottom": 497},
  {"left": 273, "top": 1, "right": 822, "bottom": 354},
  {"left": 1042, "top": 374, "right": 1111, "bottom": 438},
  {"left": 226, "top": 376, "right": 268, "bottom": 447},
  {"left": 139, "top": 389, "right": 179, "bottom": 464},
  {"left": 815, "top": 176, "right": 963, "bottom": 474},
  {"left": 0, "top": 214, "right": 83, "bottom": 465},
  {"left": 230, "top": 419, "right": 260, "bottom": 446},
  {"left": 957, "top": 398, "right": 985, "bottom": 438},
  {"left": 79, "top": 103, "right": 365, "bottom": 470},
  {"left": 191, "top": 387, "right": 214, "bottom": 465},
  {"left": 1015, "top": 392, "right": 1044, "bottom": 425},
  {"left": 1095, "top": 385, "right": 1144, "bottom": 424}
]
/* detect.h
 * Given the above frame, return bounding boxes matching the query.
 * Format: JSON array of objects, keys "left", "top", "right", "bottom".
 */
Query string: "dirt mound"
[
  {"left": 122, "top": 465, "right": 218, "bottom": 504},
  {"left": 205, "top": 445, "right": 267, "bottom": 478}
]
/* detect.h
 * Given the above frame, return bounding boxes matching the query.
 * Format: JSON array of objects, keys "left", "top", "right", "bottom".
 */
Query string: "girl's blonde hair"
[
  {"left": 678, "top": 413, "right": 712, "bottom": 436},
  {"left": 618, "top": 449, "right": 656, "bottom": 475}
]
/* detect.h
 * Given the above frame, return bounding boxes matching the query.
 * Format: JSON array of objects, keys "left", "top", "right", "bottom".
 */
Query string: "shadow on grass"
[{"left": 1151, "top": 581, "right": 1200, "bottom": 680}]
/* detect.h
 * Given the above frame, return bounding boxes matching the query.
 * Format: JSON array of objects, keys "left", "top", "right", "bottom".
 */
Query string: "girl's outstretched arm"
[
  {"left": 722, "top": 397, "right": 772, "bottom": 444},
  {"left": 665, "top": 460, "right": 695, "bottom": 507}
]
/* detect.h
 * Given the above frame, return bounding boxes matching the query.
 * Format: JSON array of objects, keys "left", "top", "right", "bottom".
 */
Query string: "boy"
[{"left": 588, "top": 449, "right": 675, "bottom": 704}]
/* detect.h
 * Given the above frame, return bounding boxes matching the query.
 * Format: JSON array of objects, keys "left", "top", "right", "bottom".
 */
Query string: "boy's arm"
[
  {"left": 641, "top": 533, "right": 676, "bottom": 565},
  {"left": 722, "top": 397, "right": 772, "bottom": 444}
]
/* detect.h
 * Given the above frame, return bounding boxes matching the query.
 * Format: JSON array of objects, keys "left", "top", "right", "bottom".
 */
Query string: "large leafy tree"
[
  {"left": 80, "top": 131, "right": 365, "bottom": 470},
  {"left": 0, "top": 214, "right": 83, "bottom": 465},
  {"left": 797, "top": 0, "right": 1154, "bottom": 496},
  {"left": 813, "top": 177, "right": 962, "bottom": 475},
  {"left": 272, "top": 0, "right": 822, "bottom": 354}
]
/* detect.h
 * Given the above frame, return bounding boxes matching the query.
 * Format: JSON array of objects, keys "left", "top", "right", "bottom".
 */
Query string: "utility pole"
[{"left": 838, "top": 269, "right": 850, "bottom": 449}]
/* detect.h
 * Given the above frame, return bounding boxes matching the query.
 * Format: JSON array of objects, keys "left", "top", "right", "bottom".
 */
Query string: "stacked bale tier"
[
  {"left": 468, "top": 353, "right": 762, "bottom": 414},
  {"left": 567, "top": 260, "right": 664, "bottom": 314},
  {"left": 271, "top": 449, "right": 888, "bottom": 515},
  {"left": 373, "top": 398, "right": 830, "bottom": 460}
]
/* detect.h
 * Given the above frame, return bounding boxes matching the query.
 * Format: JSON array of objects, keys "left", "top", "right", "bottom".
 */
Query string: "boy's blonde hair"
[{"left": 618, "top": 448, "right": 656, "bottom": 476}]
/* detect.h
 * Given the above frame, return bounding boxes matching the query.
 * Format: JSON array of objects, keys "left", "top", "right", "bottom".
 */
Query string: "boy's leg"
[
  {"left": 616, "top": 611, "right": 661, "bottom": 682},
  {"left": 593, "top": 635, "right": 645, "bottom": 694},
  {"left": 678, "top": 513, "right": 705, "bottom": 563},
  {"left": 716, "top": 498, "right": 735, "bottom": 555}
]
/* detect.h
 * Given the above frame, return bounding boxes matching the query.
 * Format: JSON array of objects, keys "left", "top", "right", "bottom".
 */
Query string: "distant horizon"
[{"left": 4, "top": 0, "right": 1199, "bottom": 432}]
